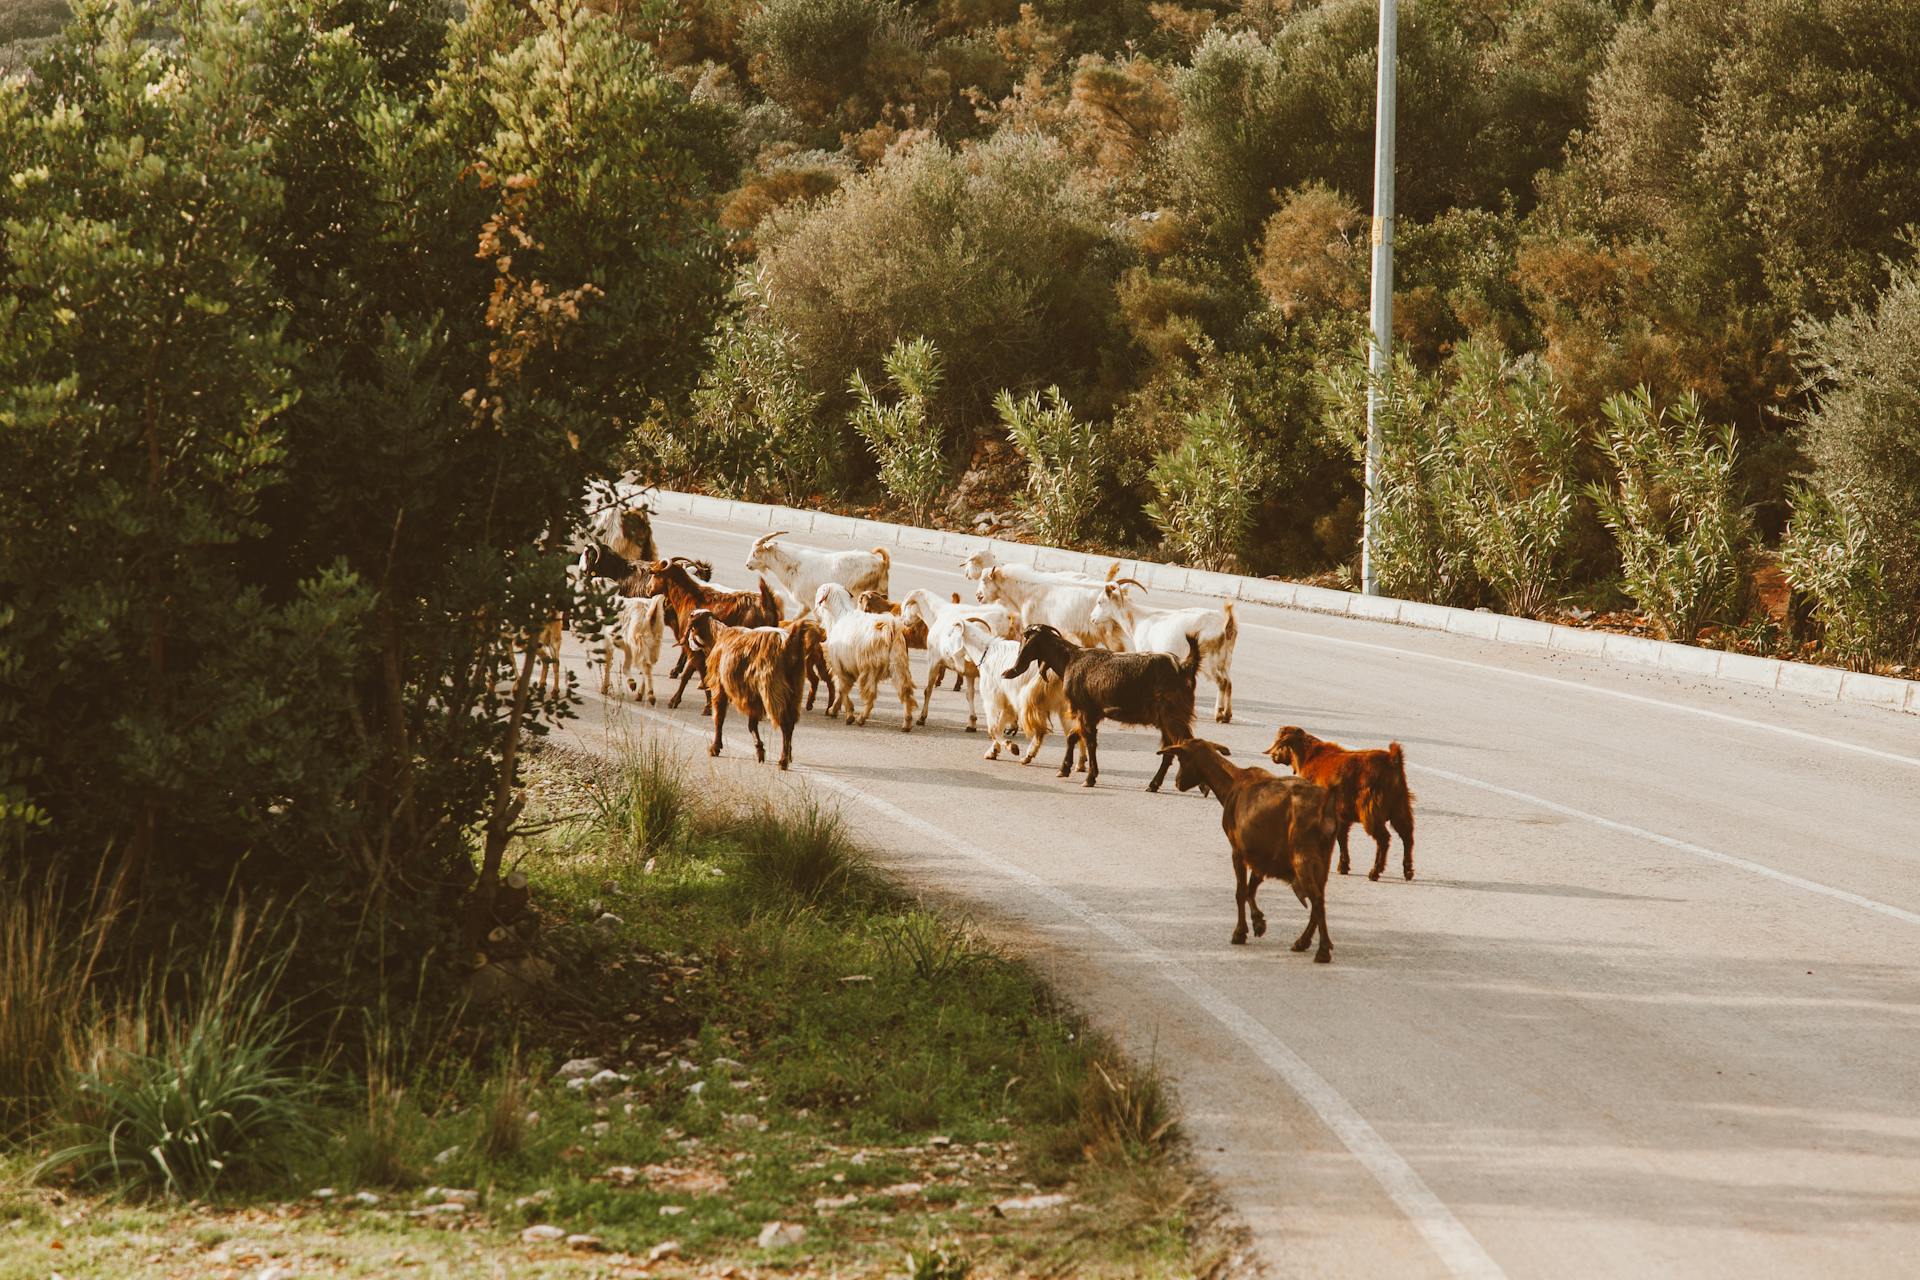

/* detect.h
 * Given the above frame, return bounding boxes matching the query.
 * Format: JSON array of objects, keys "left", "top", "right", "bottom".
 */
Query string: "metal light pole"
[{"left": 1361, "top": 0, "right": 1397, "bottom": 596}]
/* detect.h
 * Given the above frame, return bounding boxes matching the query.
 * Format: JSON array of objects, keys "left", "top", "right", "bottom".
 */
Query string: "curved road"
[{"left": 558, "top": 509, "right": 1920, "bottom": 1279}]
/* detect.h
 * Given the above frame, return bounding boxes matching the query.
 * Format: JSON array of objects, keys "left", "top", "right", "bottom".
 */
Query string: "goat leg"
[
  {"left": 1057, "top": 724, "right": 1079, "bottom": 778},
  {"left": 747, "top": 713, "right": 766, "bottom": 764},
  {"left": 1367, "top": 816, "right": 1391, "bottom": 881},
  {"left": 1231, "top": 853, "right": 1250, "bottom": 945},
  {"left": 1080, "top": 722, "right": 1099, "bottom": 788},
  {"left": 919, "top": 661, "right": 940, "bottom": 725},
  {"left": 1248, "top": 874, "right": 1267, "bottom": 937},
  {"left": 709, "top": 696, "right": 728, "bottom": 757},
  {"left": 1214, "top": 676, "right": 1232, "bottom": 724},
  {"left": 1335, "top": 825, "right": 1351, "bottom": 876},
  {"left": 667, "top": 652, "right": 701, "bottom": 710}
]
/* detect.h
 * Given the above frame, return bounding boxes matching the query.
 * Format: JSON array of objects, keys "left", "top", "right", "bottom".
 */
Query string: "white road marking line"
[
  {"left": 1415, "top": 762, "right": 1920, "bottom": 928},
  {"left": 655, "top": 514, "right": 1920, "bottom": 771},
  {"left": 617, "top": 697, "right": 1507, "bottom": 1280}
]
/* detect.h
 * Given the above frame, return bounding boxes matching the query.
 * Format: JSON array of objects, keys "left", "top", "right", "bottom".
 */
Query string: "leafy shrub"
[
  {"left": 1445, "top": 343, "right": 1580, "bottom": 618},
  {"left": 740, "top": 0, "right": 924, "bottom": 127},
  {"left": 998, "top": 387, "right": 1107, "bottom": 546},
  {"left": 1778, "top": 487, "right": 1909, "bottom": 671},
  {"left": 1590, "top": 388, "right": 1755, "bottom": 641},
  {"left": 850, "top": 338, "right": 948, "bottom": 524},
  {"left": 38, "top": 918, "right": 316, "bottom": 1197},
  {"left": 756, "top": 132, "right": 1128, "bottom": 428},
  {"left": 668, "top": 274, "right": 840, "bottom": 504},
  {"left": 1786, "top": 252, "right": 1920, "bottom": 668},
  {"left": 1146, "top": 397, "right": 1264, "bottom": 572},
  {"left": 1321, "top": 351, "right": 1479, "bottom": 606}
]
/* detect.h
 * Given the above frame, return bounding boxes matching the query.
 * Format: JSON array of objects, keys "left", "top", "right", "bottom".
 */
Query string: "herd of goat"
[{"left": 561, "top": 504, "right": 1418, "bottom": 965}]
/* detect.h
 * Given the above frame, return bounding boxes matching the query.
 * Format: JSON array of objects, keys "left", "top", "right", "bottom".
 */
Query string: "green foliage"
[
  {"left": 669, "top": 274, "right": 840, "bottom": 504},
  {"left": 900, "top": 1240, "right": 972, "bottom": 1280},
  {"left": 1323, "top": 351, "right": 1478, "bottom": 606},
  {"left": 37, "top": 917, "right": 317, "bottom": 1197},
  {"left": 1778, "top": 486, "right": 1907, "bottom": 671},
  {"left": 731, "top": 795, "right": 866, "bottom": 905},
  {"left": 757, "top": 132, "right": 1128, "bottom": 428},
  {"left": 875, "top": 909, "right": 975, "bottom": 985},
  {"left": 1146, "top": 397, "right": 1264, "bottom": 572},
  {"left": 850, "top": 337, "right": 949, "bottom": 524},
  {"left": 998, "top": 387, "right": 1106, "bottom": 547},
  {"left": 1785, "top": 251, "right": 1920, "bottom": 668},
  {"left": 1590, "top": 389, "right": 1756, "bottom": 641},
  {"left": 1445, "top": 343, "right": 1581, "bottom": 619},
  {"left": 741, "top": 0, "right": 924, "bottom": 128},
  {"left": 0, "top": 0, "right": 727, "bottom": 991}
]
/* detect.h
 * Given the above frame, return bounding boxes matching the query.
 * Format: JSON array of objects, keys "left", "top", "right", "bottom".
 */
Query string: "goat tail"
[
  {"left": 758, "top": 576, "right": 782, "bottom": 623},
  {"left": 871, "top": 546, "right": 891, "bottom": 595},
  {"left": 1221, "top": 600, "right": 1238, "bottom": 642},
  {"left": 1385, "top": 742, "right": 1416, "bottom": 805},
  {"left": 1182, "top": 633, "right": 1201, "bottom": 684}
]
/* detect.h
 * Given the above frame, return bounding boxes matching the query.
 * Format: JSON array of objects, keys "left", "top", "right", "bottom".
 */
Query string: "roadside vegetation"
[{"left": 1, "top": 740, "right": 1225, "bottom": 1278}]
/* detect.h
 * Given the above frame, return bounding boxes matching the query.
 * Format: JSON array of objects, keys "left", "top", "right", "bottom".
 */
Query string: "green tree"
[
  {"left": 1147, "top": 397, "right": 1264, "bottom": 572},
  {"left": 999, "top": 387, "right": 1106, "bottom": 547}
]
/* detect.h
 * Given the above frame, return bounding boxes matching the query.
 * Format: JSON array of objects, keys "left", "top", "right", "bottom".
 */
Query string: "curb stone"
[{"left": 622, "top": 485, "right": 1919, "bottom": 718}]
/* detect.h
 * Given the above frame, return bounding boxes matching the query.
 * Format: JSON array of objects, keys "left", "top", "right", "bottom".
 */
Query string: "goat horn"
[{"left": 1113, "top": 577, "right": 1147, "bottom": 592}]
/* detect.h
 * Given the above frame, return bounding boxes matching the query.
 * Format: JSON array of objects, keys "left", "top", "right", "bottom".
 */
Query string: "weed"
[
  {"left": 900, "top": 1239, "right": 972, "bottom": 1280},
  {"left": 476, "top": 1047, "right": 530, "bottom": 1161},
  {"left": 1078, "top": 1056, "right": 1175, "bottom": 1162},
  {"left": 0, "top": 875, "right": 107, "bottom": 1135},
  {"left": 876, "top": 909, "right": 973, "bottom": 984},
  {"left": 36, "top": 911, "right": 318, "bottom": 1198},
  {"left": 587, "top": 738, "right": 699, "bottom": 861},
  {"left": 731, "top": 796, "right": 865, "bottom": 904}
]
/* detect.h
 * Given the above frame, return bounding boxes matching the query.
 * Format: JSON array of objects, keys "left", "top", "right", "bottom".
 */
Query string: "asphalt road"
[{"left": 556, "top": 509, "right": 1920, "bottom": 1279}]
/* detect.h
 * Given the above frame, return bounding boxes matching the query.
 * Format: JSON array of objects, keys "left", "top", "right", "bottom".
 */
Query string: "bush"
[
  {"left": 850, "top": 337, "right": 949, "bottom": 524},
  {"left": 756, "top": 132, "right": 1128, "bottom": 429},
  {"left": 1445, "top": 343, "right": 1580, "bottom": 619},
  {"left": 1778, "top": 486, "right": 1908, "bottom": 670},
  {"left": 732, "top": 795, "right": 865, "bottom": 905},
  {"left": 740, "top": 0, "right": 924, "bottom": 128},
  {"left": 998, "top": 387, "right": 1107, "bottom": 547},
  {"left": 38, "top": 916, "right": 317, "bottom": 1197},
  {"left": 666, "top": 274, "right": 841, "bottom": 505},
  {"left": 1321, "top": 350, "right": 1479, "bottom": 606},
  {"left": 1590, "top": 388, "right": 1755, "bottom": 641},
  {"left": 1146, "top": 397, "right": 1264, "bottom": 572},
  {"left": 1786, "top": 252, "right": 1920, "bottom": 668}
]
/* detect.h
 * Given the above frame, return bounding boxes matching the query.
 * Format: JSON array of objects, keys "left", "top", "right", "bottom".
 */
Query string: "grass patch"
[{"left": 0, "top": 737, "right": 1226, "bottom": 1277}]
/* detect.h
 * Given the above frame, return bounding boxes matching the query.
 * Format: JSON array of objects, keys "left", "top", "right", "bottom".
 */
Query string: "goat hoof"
[
  {"left": 1291, "top": 939, "right": 1310, "bottom": 953},
  {"left": 708, "top": 746, "right": 721, "bottom": 757},
  {"left": 964, "top": 724, "right": 975, "bottom": 733},
  {"left": 778, "top": 760, "right": 790, "bottom": 771},
  {"left": 1314, "top": 950, "right": 1332, "bottom": 964},
  {"left": 1082, "top": 777, "right": 1096, "bottom": 788},
  {"left": 1368, "top": 869, "right": 1382, "bottom": 882},
  {"left": 1230, "top": 930, "right": 1248, "bottom": 946},
  {"left": 1252, "top": 916, "right": 1266, "bottom": 937},
  {"left": 1337, "top": 862, "right": 1350, "bottom": 875}
]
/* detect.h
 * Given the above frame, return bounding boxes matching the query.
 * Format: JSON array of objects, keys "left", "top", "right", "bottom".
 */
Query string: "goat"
[
  {"left": 746, "top": 532, "right": 890, "bottom": 620},
  {"left": 958, "top": 620, "right": 1068, "bottom": 762},
  {"left": 589, "top": 504, "right": 656, "bottom": 564},
  {"left": 974, "top": 563, "right": 1139, "bottom": 648},
  {"left": 1087, "top": 584, "right": 1239, "bottom": 723},
  {"left": 784, "top": 618, "right": 835, "bottom": 712},
  {"left": 643, "top": 561, "right": 782, "bottom": 712},
  {"left": 960, "top": 547, "right": 1104, "bottom": 584},
  {"left": 524, "top": 614, "right": 564, "bottom": 700},
  {"left": 899, "top": 588, "right": 1017, "bottom": 729},
  {"left": 813, "top": 583, "right": 917, "bottom": 730},
  {"left": 1265, "top": 726, "right": 1416, "bottom": 881},
  {"left": 1158, "top": 739, "right": 1336, "bottom": 962},
  {"left": 1002, "top": 624, "right": 1198, "bottom": 790},
  {"left": 858, "top": 589, "right": 929, "bottom": 651},
  {"left": 599, "top": 594, "right": 666, "bottom": 703},
  {"left": 684, "top": 610, "right": 808, "bottom": 769}
]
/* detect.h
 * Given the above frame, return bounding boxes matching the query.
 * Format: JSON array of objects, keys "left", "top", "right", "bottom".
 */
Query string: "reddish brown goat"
[
  {"left": 643, "top": 561, "right": 781, "bottom": 711},
  {"left": 1158, "top": 739, "right": 1337, "bottom": 962},
  {"left": 784, "top": 618, "right": 835, "bottom": 712},
  {"left": 1264, "top": 726, "right": 1416, "bottom": 882},
  {"left": 857, "top": 589, "right": 929, "bottom": 651},
  {"left": 685, "top": 610, "right": 809, "bottom": 769}
]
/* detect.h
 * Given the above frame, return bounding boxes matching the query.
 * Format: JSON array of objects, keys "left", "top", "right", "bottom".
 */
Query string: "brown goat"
[
  {"left": 1003, "top": 624, "right": 1198, "bottom": 790},
  {"left": 642, "top": 561, "right": 782, "bottom": 711},
  {"left": 686, "top": 610, "right": 809, "bottom": 769},
  {"left": 1159, "top": 739, "right": 1337, "bottom": 962},
  {"left": 784, "top": 618, "right": 835, "bottom": 712},
  {"left": 1265, "top": 726, "right": 1416, "bottom": 882}
]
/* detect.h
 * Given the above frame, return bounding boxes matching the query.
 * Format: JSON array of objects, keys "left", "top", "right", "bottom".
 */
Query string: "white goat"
[
  {"left": 973, "top": 563, "right": 1139, "bottom": 648},
  {"left": 958, "top": 620, "right": 1070, "bottom": 763},
  {"left": 746, "top": 532, "right": 890, "bottom": 620},
  {"left": 813, "top": 583, "right": 917, "bottom": 730},
  {"left": 1087, "top": 583, "right": 1240, "bottom": 723},
  {"left": 600, "top": 594, "right": 667, "bottom": 703},
  {"left": 898, "top": 588, "right": 1017, "bottom": 729},
  {"left": 960, "top": 546, "right": 1105, "bottom": 584}
]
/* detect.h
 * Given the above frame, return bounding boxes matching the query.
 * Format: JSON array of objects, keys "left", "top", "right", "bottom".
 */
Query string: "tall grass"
[
  {"left": 35, "top": 909, "right": 320, "bottom": 1198},
  {"left": 0, "top": 877, "right": 108, "bottom": 1135},
  {"left": 731, "top": 796, "right": 865, "bottom": 904},
  {"left": 586, "top": 737, "right": 700, "bottom": 861}
]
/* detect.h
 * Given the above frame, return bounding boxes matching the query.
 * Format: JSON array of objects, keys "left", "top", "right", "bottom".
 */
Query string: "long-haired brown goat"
[
  {"left": 1159, "top": 739, "right": 1338, "bottom": 963},
  {"left": 685, "top": 610, "right": 810, "bottom": 770},
  {"left": 1265, "top": 726, "right": 1416, "bottom": 882},
  {"left": 644, "top": 561, "right": 782, "bottom": 711}
]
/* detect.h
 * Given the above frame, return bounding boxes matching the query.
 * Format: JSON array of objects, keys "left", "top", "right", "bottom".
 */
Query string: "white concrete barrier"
[{"left": 646, "top": 488, "right": 1919, "bottom": 717}]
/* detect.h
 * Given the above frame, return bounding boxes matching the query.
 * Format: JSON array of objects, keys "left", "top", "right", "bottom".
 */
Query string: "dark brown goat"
[
  {"left": 1003, "top": 624, "right": 1198, "bottom": 790},
  {"left": 1265, "top": 726, "right": 1416, "bottom": 881},
  {"left": 644, "top": 561, "right": 782, "bottom": 711},
  {"left": 578, "top": 546, "right": 715, "bottom": 681},
  {"left": 684, "top": 610, "right": 808, "bottom": 769},
  {"left": 1159, "top": 739, "right": 1337, "bottom": 962},
  {"left": 784, "top": 618, "right": 835, "bottom": 712}
]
